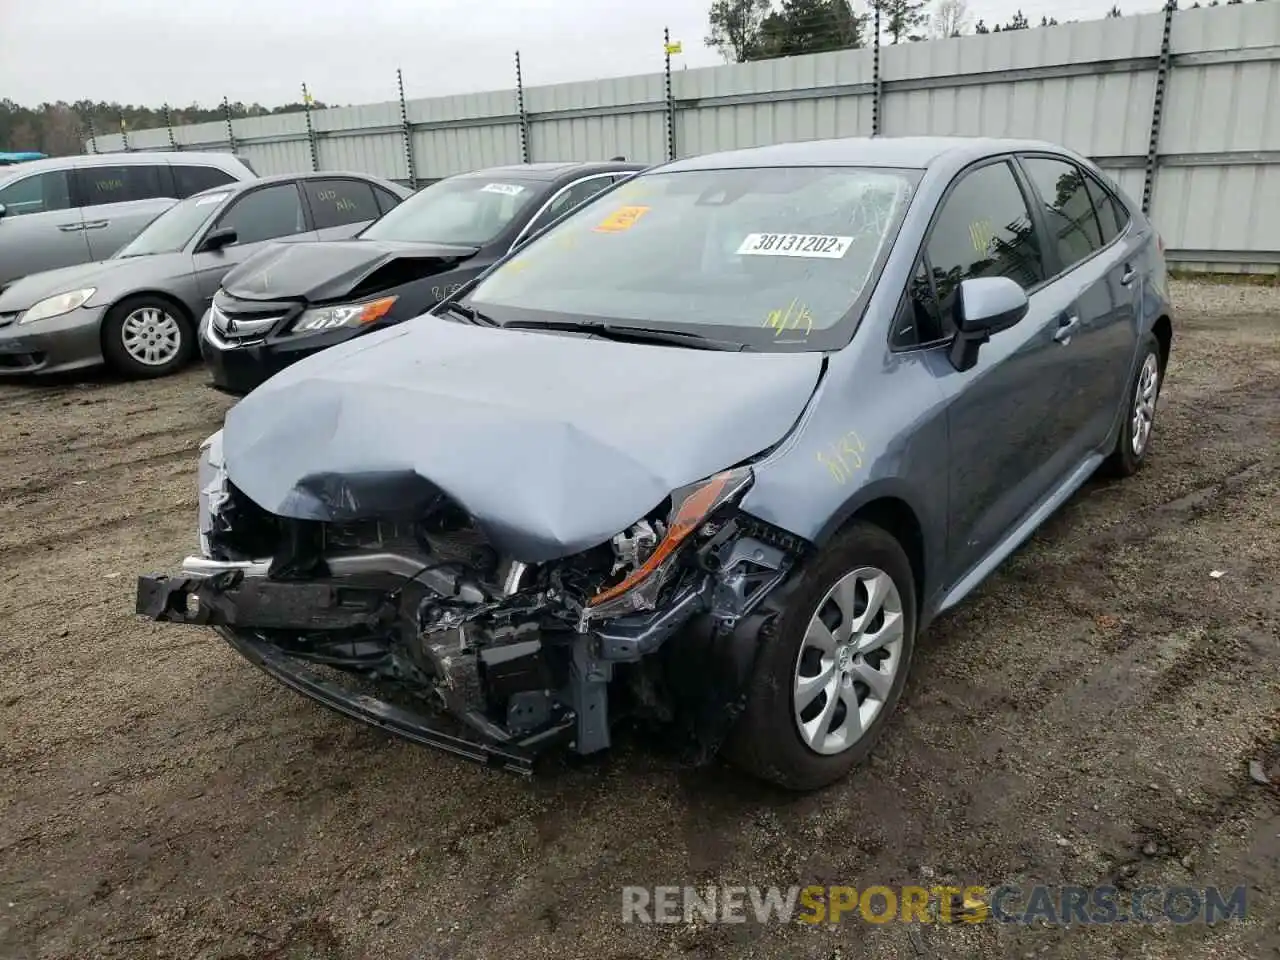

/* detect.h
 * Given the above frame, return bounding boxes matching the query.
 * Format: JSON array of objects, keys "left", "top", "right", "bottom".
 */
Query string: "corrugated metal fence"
[{"left": 87, "top": 4, "right": 1280, "bottom": 274}]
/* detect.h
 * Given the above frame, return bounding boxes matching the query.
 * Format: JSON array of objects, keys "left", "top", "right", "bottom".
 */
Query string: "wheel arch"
[
  {"left": 101, "top": 289, "right": 196, "bottom": 326},
  {"left": 1152, "top": 313, "right": 1172, "bottom": 374},
  {"left": 812, "top": 479, "right": 935, "bottom": 618}
]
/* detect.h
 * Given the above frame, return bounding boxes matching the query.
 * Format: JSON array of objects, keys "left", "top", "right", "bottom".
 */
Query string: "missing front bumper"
[
  {"left": 219, "top": 626, "right": 547, "bottom": 776},
  {"left": 136, "top": 573, "right": 569, "bottom": 776}
]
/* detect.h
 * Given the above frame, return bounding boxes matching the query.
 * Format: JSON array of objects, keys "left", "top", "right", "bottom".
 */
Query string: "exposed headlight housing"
[
  {"left": 19, "top": 288, "right": 96, "bottom": 325},
  {"left": 291, "top": 295, "right": 397, "bottom": 334},
  {"left": 585, "top": 467, "right": 754, "bottom": 620}
]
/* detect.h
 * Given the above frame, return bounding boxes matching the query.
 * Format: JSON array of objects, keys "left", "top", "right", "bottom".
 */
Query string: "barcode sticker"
[
  {"left": 480, "top": 183, "right": 525, "bottom": 196},
  {"left": 736, "top": 233, "right": 854, "bottom": 258}
]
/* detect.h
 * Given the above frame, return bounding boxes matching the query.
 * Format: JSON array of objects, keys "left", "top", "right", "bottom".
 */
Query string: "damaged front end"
[{"left": 137, "top": 432, "right": 808, "bottom": 774}]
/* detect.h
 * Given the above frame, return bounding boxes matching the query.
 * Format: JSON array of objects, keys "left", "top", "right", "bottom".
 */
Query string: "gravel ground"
[{"left": 0, "top": 278, "right": 1277, "bottom": 960}]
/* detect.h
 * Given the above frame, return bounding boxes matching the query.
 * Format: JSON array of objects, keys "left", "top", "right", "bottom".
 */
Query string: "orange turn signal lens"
[
  {"left": 587, "top": 468, "right": 753, "bottom": 608},
  {"left": 356, "top": 296, "right": 397, "bottom": 324}
]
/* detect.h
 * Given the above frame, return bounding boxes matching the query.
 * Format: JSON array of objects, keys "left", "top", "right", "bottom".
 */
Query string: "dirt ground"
[{"left": 1, "top": 279, "right": 1277, "bottom": 960}]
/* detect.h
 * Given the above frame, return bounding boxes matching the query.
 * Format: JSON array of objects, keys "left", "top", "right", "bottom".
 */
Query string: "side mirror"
[
  {"left": 948, "top": 276, "right": 1029, "bottom": 372},
  {"left": 199, "top": 226, "right": 238, "bottom": 253},
  {"left": 0, "top": 203, "right": 7, "bottom": 220}
]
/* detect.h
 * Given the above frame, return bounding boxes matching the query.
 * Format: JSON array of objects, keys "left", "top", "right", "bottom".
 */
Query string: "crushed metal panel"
[{"left": 221, "top": 318, "right": 823, "bottom": 563}]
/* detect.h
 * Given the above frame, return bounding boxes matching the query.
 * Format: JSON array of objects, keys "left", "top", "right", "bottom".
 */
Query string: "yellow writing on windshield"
[
  {"left": 764, "top": 298, "right": 814, "bottom": 337},
  {"left": 594, "top": 205, "right": 650, "bottom": 233}
]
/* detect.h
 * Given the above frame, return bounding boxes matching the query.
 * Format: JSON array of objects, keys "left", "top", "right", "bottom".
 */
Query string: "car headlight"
[
  {"left": 291, "top": 295, "right": 397, "bottom": 334},
  {"left": 585, "top": 467, "right": 754, "bottom": 620},
  {"left": 19, "top": 288, "right": 96, "bottom": 325}
]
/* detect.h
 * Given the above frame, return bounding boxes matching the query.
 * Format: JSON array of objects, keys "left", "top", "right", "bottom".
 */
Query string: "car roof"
[
  {"left": 187, "top": 170, "right": 410, "bottom": 201},
  {"left": 0, "top": 151, "right": 250, "bottom": 179},
  {"left": 658, "top": 136, "right": 1076, "bottom": 173},
  {"left": 451, "top": 160, "right": 648, "bottom": 183}
]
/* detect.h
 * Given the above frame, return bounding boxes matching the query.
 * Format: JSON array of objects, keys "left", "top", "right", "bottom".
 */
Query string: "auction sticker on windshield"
[
  {"left": 737, "top": 233, "right": 854, "bottom": 258},
  {"left": 481, "top": 183, "right": 525, "bottom": 196},
  {"left": 594, "top": 205, "right": 650, "bottom": 233}
]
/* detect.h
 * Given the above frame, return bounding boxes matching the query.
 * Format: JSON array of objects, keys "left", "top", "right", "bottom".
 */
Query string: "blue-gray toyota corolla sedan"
[{"left": 136, "top": 137, "right": 1173, "bottom": 791}]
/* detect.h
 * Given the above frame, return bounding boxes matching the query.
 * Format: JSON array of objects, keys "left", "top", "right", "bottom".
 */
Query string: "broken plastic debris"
[
  {"left": 1248, "top": 759, "right": 1270, "bottom": 785},
  {"left": 1209, "top": 570, "right": 1225, "bottom": 579}
]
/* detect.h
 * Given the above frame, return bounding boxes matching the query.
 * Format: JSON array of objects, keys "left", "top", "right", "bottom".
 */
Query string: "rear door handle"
[
  {"left": 1121, "top": 265, "right": 1137, "bottom": 285},
  {"left": 58, "top": 223, "right": 86, "bottom": 232},
  {"left": 1053, "top": 314, "right": 1081, "bottom": 344},
  {"left": 83, "top": 220, "right": 109, "bottom": 230}
]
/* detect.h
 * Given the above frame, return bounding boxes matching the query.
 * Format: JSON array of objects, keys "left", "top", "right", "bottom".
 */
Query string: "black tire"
[
  {"left": 101, "top": 295, "right": 195, "bottom": 379},
  {"left": 725, "top": 521, "right": 917, "bottom": 792},
  {"left": 1103, "top": 332, "right": 1163, "bottom": 478}
]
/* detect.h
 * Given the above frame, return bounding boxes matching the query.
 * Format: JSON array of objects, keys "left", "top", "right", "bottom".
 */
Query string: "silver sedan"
[{"left": 0, "top": 171, "right": 409, "bottom": 379}]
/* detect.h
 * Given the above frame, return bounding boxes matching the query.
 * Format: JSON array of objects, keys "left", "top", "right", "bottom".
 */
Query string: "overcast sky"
[{"left": 2, "top": 0, "right": 1163, "bottom": 108}]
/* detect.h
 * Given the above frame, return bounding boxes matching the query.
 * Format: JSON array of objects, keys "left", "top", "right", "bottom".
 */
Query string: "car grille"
[{"left": 208, "top": 302, "right": 287, "bottom": 341}]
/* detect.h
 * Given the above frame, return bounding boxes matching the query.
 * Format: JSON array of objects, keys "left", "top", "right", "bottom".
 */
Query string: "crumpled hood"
[
  {"left": 222, "top": 317, "right": 823, "bottom": 563},
  {"left": 220, "top": 239, "right": 480, "bottom": 303},
  {"left": 0, "top": 253, "right": 192, "bottom": 312}
]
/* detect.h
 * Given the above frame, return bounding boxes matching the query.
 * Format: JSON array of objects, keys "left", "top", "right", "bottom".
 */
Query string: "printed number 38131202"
[{"left": 816, "top": 430, "right": 866, "bottom": 485}]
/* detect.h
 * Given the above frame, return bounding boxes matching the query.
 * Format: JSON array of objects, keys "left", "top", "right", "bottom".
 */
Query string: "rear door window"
[
  {"left": 0, "top": 170, "right": 72, "bottom": 215},
  {"left": 212, "top": 182, "right": 307, "bottom": 245},
  {"left": 1083, "top": 175, "right": 1127, "bottom": 245},
  {"left": 302, "top": 178, "right": 381, "bottom": 229},
  {"left": 1020, "top": 157, "right": 1105, "bottom": 270},
  {"left": 172, "top": 164, "right": 238, "bottom": 199},
  {"left": 73, "top": 164, "right": 170, "bottom": 208},
  {"left": 923, "top": 160, "right": 1046, "bottom": 323}
]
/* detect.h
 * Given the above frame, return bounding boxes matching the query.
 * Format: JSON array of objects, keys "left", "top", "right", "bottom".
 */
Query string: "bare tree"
[
  {"left": 41, "top": 105, "right": 84, "bottom": 156},
  {"left": 930, "top": 0, "right": 970, "bottom": 37}
]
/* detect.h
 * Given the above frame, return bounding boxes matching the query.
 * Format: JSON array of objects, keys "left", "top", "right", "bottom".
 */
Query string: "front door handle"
[
  {"left": 1121, "top": 265, "right": 1137, "bottom": 285},
  {"left": 83, "top": 220, "right": 109, "bottom": 230},
  {"left": 1053, "top": 314, "right": 1081, "bottom": 344},
  {"left": 57, "top": 223, "right": 86, "bottom": 232}
]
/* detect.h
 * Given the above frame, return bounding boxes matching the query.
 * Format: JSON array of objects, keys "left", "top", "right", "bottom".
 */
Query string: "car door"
[
  {"left": 298, "top": 177, "right": 384, "bottom": 240},
  {"left": 191, "top": 181, "right": 319, "bottom": 301},
  {"left": 906, "top": 158, "right": 1069, "bottom": 584},
  {"left": 509, "top": 173, "right": 619, "bottom": 251},
  {"left": 73, "top": 162, "right": 177, "bottom": 261},
  {"left": 0, "top": 168, "right": 89, "bottom": 287},
  {"left": 1016, "top": 154, "right": 1139, "bottom": 459}
]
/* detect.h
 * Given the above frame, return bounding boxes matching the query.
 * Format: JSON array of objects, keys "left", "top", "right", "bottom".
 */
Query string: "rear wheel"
[
  {"left": 101, "top": 296, "right": 194, "bottom": 379},
  {"left": 726, "top": 521, "right": 917, "bottom": 791},
  {"left": 1104, "top": 332, "right": 1162, "bottom": 477}
]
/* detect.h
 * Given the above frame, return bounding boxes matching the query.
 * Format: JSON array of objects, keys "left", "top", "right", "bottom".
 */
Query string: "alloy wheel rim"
[
  {"left": 122, "top": 307, "right": 182, "bottom": 366},
  {"left": 1131, "top": 352, "right": 1160, "bottom": 457},
  {"left": 792, "top": 565, "right": 905, "bottom": 756}
]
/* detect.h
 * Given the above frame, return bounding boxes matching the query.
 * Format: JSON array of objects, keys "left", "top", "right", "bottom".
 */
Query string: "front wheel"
[
  {"left": 101, "top": 296, "right": 195, "bottom": 379},
  {"left": 725, "top": 521, "right": 917, "bottom": 791}
]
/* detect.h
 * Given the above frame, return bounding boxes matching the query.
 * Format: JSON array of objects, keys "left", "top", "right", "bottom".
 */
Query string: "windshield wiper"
[
  {"left": 501, "top": 319, "right": 744, "bottom": 351},
  {"left": 438, "top": 301, "right": 499, "bottom": 326}
]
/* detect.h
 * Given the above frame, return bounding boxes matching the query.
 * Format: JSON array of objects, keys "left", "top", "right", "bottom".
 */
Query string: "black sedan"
[{"left": 199, "top": 159, "right": 646, "bottom": 393}]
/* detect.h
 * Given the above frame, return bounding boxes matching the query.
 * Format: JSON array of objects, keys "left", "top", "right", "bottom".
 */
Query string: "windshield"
[
  {"left": 114, "top": 190, "right": 231, "bottom": 258},
  {"left": 465, "top": 166, "right": 920, "bottom": 351},
  {"left": 360, "top": 176, "right": 541, "bottom": 245}
]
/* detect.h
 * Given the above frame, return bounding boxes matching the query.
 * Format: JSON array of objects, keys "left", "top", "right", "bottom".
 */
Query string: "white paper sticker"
[
  {"left": 736, "top": 233, "right": 854, "bottom": 259},
  {"left": 480, "top": 182, "right": 526, "bottom": 196},
  {"left": 196, "top": 192, "right": 231, "bottom": 206}
]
